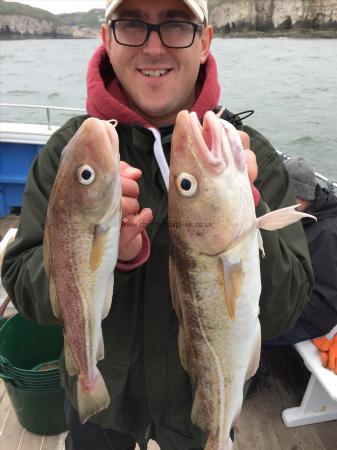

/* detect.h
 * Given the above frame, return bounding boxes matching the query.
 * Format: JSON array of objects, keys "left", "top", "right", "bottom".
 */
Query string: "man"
[
  {"left": 265, "top": 156, "right": 337, "bottom": 344},
  {"left": 1, "top": 1, "right": 313, "bottom": 449}
]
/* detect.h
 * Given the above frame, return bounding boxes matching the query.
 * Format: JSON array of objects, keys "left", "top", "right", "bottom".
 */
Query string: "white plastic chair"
[{"left": 282, "top": 325, "right": 337, "bottom": 427}]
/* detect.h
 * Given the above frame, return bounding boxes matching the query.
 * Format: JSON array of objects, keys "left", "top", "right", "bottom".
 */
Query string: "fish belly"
[
  {"left": 171, "top": 235, "right": 261, "bottom": 449},
  {"left": 47, "top": 219, "right": 119, "bottom": 423}
]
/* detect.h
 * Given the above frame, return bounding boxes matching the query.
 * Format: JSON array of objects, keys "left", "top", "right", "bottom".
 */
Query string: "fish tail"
[
  {"left": 77, "top": 370, "right": 110, "bottom": 424},
  {"left": 205, "top": 435, "right": 233, "bottom": 450}
]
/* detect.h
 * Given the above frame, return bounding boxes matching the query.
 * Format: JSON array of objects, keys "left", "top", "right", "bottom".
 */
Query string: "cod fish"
[
  {"left": 168, "top": 110, "right": 315, "bottom": 450},
  {"left": 44, "top": 118, "right": 121, "bottom": 424}
]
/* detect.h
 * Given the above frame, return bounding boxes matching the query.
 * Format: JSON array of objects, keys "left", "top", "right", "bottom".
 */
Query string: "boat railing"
[
  {"left": 0, "top": 103, "right": 336, "bottom": 191},
  {"left": 0, "top": 103, "right": 86, "bottom": 130}
]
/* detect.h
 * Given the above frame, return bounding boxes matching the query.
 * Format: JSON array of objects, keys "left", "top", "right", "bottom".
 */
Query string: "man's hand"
[
  {"left": 238, "top": 130, "right": 259, "bottom": 204},
  {"left": 312, "top": 333, "right": 337, "bottom": 374},
  {"left": 118, "top": 162, "right": 153, "bottom": 262}
]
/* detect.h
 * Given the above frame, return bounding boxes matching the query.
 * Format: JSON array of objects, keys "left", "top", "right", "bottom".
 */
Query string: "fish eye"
[
  {"left": 77, "top": 165, "right": 95, "bottom": 185},
  {"left": 176, "top": 173, "right": 197, "bottom": 197}
]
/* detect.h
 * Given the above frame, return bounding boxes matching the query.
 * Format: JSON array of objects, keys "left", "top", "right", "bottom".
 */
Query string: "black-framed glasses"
[{"left": 108, "top": 19, "right": 204, "bottom": 49}]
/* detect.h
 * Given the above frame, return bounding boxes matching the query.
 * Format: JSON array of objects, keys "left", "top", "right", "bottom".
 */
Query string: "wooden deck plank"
[
  {"left": 314, "top": 422, "right": 337, "bottom": 450},
  {"left": 0, "top": 378, "right": 5, "bottom": 399},
  {"left": 237, "top": 390, "right": 283, "bottom": 450},
  {"left": 234, "top": 397, "right": 252, "bottom": 449},
  {"left": 0, "top": 381, "right": 12, "bottom": 435},
  {"left": 17, "top": 429, "right": 44, "bottom": 450},
  {"left": 0, "top": 406, "right": 24, "bottom": 449},
  {"left": 42, "top": 433, "right": 67, "bottom": 450},
  {"left": 263, "top": 346, "right": 327, "bottom": 450},
  {"left": 235, "top": 349, "right": 307, "bottom": 450}
]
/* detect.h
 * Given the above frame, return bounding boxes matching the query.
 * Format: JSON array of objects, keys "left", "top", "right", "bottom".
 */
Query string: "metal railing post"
[{"left": 46, "top": 108, "right": 51, "bottom": 130}]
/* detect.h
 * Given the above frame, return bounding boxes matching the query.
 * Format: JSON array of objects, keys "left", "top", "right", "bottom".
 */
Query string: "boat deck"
[{"left": 0, "top": 216, "right": 336, "bottom": 450}]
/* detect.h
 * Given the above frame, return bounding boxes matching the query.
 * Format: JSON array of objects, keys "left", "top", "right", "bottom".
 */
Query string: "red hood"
[{"left": 86, "top": 44, "right": 221, "bottom": 127}]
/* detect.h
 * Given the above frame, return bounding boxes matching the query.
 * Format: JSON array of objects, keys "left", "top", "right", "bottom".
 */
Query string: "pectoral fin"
[
  {"left": 90, "top": 226, "right": 108, "bottom": 272},
  {"left": 219, "top": 254, "right": 243, "bottom": 320},
  {"left": 257, "top": 205, "right": 316, "bottom": 231}
]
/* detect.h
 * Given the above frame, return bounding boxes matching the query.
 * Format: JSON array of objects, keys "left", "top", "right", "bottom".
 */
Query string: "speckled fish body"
[
  {"left": 168, "top": 111, "right": 314, "bottom": 450},
  {"left": 44, "top": 118, "right": 121, "bottom": 424}
]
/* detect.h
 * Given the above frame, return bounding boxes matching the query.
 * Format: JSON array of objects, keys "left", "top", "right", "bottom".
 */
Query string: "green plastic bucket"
[
  {"left": 0, "top": 357, "right": 61, "bottom": 386},
  {"left": 5, "top": 383, "right": 67, "bottom": 435},
  {"left": 0, "top": 313, "right": 68, "bottom": 435}
]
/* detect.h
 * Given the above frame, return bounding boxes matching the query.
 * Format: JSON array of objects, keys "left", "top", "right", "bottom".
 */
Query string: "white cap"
[{"left": 105, "top": 0, "right": 208, "bottom": 23}]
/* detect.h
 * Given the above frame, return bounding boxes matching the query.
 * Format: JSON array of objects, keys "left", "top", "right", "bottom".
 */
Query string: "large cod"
[
  {"left": 44, "top": 118, "right": 121, "bottom": 424},
  {"left": 168, "top": 110, "right": 314, "bottom": 450}
]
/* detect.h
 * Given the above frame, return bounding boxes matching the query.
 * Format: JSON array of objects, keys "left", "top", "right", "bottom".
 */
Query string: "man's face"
[{"left": 101, "top": 0, "right": 213, "bottom": 127}]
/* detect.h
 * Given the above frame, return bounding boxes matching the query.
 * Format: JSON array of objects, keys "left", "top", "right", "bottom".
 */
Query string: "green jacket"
[{"left": 2, "top": 115, "right": 313, "bottom": 450}]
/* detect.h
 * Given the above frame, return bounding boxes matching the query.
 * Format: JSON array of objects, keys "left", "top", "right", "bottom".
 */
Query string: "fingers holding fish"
[
  {"left": 120, "top": 161, "right": 141, "bottom": 197},
  {"left": 119, "top": 160, "right": 153, "bottom": 261},
  {"left": 118, "top": 208, "right": 153, "bottom": 262},
  {"left": 238, "top": 130, "right": 250, "bottom": 150},
  {"left": 236, "top": 129, "right": 259, "bottom": 205},
  {"left": 121, "top": 196, "right": 140, "bottom": 219},
  {"left": 237, "top": 130, "right": 258, "bottom": 184},
  {"left": 241, "top": 149, "right": 260, "bottom": 206},
  {"left": 244, "top": 149, "right": 258, "bottom": 184},
  {"left": 120, "top": 160, "right": 142, "bottom": 218},
  {"left": 120, "top": 160, "right": 142, "bottom": 180}
]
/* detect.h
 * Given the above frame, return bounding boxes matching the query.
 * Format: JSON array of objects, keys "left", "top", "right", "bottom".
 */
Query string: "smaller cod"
[
  {"left": 44, "top": 118, "right": 121, "bottom": 424},
  {"left": 168, "top": 110, "right": 315, "bottom": 450}
]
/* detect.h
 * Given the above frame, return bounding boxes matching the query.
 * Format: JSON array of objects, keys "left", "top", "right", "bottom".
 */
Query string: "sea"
[{"left": 0, "top": 37, "right": 336, "bottom": 181}]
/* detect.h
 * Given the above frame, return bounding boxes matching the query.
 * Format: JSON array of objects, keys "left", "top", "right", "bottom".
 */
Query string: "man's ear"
[
  {"left": 101, "top": 24, "right": 111, "bottom": 57},
  {"left": 200, "top": 25, "right": 213, "bottom": 64}
]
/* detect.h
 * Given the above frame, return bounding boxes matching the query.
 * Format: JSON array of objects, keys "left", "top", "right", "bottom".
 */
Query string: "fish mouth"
[
  {"left": 187, "top": 111, "right": 226, "bottom": 174},
  {"left": 175, "top": 111, "right": 247, "bottom": 176}
]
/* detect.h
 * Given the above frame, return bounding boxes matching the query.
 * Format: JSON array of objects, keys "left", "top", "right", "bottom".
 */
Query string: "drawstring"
[
  {"left": 148, "top": 127, "right": 169, "bottom": 191},
  {"left": 148, "top": 119, "right": 245, "bottom": 193}
]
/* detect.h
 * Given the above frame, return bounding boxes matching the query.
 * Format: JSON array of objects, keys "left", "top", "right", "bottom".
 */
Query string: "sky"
[{"left": 5, "top": 0, "right": 106, "bottom": 14}]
